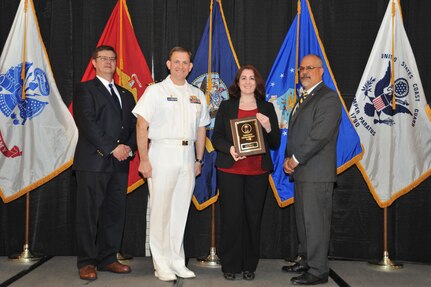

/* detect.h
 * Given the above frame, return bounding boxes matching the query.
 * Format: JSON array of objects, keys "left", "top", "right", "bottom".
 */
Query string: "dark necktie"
[{"left": 109, "top": 83, "right": 121, "bottom": 110}]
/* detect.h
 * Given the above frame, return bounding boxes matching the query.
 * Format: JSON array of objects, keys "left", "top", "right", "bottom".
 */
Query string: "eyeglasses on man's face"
[
  {"left": 96, "top": 56, "right": 117, "bottom": 63},
  {"left": 298, "top": 65, "right": 322, "bottom": 72}
]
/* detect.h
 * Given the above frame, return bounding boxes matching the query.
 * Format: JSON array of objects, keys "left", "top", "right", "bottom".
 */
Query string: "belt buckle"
[{"left": 182, "top": 140, "right": 188, "bottom": 146}]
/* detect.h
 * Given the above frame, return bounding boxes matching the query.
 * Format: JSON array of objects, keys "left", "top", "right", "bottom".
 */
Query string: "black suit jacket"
[
  {"left": 212, "top": 98, "right": 280, "bottom": 171},
  {"left": 285, "top": 82, "right": 341, "bottom": 182},
  {"left": 73, "top": 77, "right": 137, "bottom": 173}
]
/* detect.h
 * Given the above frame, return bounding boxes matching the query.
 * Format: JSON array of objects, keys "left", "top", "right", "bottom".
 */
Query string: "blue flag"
[
  {"left": 188, "top": 0, "right": 240, "bottom": 210},
  {"left": 266, "top": 0, "right": 363, "bottom": 207}
]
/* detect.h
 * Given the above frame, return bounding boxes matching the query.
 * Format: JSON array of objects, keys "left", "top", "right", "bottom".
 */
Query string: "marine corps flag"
[
  {"left": 350, "top": 0, "right": 431, "bottom": 207},
  {"left": 188, "top": 0, "right": 240, "bottom": 210},
  {"left": 0, "top": 0, "right": 78, "bottom": 202},
  {"left": 266, "top": 0, "right": 363, "bottom": 207},
  {"left": 78, "top": 0, "right": 153, "bottom": 192}
]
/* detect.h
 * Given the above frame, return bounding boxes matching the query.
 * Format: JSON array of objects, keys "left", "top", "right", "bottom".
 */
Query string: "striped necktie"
[
  {"left": 293, "top": 90, "right": 308, "bottom": 116},
  {"left": 298, "top": 90, "right": 309, "bottom": 106}
]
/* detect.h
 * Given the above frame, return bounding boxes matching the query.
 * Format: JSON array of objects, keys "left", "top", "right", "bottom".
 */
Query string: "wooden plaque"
[{"left": 230, "top": 116, "right": 266, "bottom": 156}]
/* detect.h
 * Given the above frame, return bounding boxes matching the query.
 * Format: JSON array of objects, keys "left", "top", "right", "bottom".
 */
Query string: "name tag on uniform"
[
  {"left": 167, "top": 95, "right": 178, "bottom": 101},
  {"left": 189, "top": 95, "right": 201, "bottom": 104}
]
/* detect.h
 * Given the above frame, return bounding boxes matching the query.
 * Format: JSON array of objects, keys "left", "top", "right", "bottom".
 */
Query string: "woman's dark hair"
[{"left": 228, "top": 65, "right": 266, "bottom": 101}]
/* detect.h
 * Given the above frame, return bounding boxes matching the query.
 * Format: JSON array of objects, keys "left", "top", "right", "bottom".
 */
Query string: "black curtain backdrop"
[{"left": 1, "top": 0, "right": 430, "bottom": 263}]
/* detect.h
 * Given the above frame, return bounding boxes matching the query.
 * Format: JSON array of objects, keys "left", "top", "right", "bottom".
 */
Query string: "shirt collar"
[
  {"left": 304, "top": 81, "right": 323, "bottom": 94},
  {"left": 96, "top": 75, "right": 115, "bottom": 89}
]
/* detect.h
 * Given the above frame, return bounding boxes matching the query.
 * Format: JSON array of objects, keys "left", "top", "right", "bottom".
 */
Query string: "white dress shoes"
[
  {"left": 171, "top": 265, "right": 196, "bottom": 278},
  {"left": 154, "top": 270, "right": 177, "bottom": 281}
]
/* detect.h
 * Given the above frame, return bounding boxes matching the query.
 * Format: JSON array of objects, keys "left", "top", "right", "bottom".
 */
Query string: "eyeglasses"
[
  {"left": 96, "top": 56, "right": 117, "bottom": 62},
  {"left": 298, "top": 65, "right": 322, "bottom": 72}
]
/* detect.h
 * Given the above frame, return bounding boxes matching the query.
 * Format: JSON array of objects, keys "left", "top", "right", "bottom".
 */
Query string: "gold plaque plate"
[{"left": 230, "top": 116, "right": 266, "bottom": 156}]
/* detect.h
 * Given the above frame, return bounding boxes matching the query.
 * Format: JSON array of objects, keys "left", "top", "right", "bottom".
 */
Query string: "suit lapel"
[
  {"left": 93, "top": 78, "right": 122, "bottom": 117},
  {"left": 289, "top": 82, "right": 325, "bottom": 127},
  {"left": 115, "top": 84, "right": 127, "bottom": 118}
]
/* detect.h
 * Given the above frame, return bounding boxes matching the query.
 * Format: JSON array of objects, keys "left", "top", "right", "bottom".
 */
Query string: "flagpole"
[
  {"left": 390, "top": 0, "right": 396, "bottom": 110},
  {"left": 196, "top": 0, "right": 220, "bottom": 267},
  {"left": 116, "top": 0, "right": 132, "bottom": 262},
  {"left": 368, "top": 0, "right": 402, "bottom": 270},
  {"left": 368, "top": 207, "right": 403, "bottom": 270},
  {"left": 294, "top": 0, "right": 301, "bottom": 100},
  {"left": 9, "top": 0, "right": 42, "bottom": 263},
  {"left": 9, "top": 193, "right": 42, "bottom": 262},
  {"left": 197, "top": 203, "right": 220, "bottom": 267}
]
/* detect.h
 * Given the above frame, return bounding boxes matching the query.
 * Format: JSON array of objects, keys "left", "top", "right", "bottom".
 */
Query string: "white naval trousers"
[{"left": 147, "top": 140, "right": 195, "bottom": 273}]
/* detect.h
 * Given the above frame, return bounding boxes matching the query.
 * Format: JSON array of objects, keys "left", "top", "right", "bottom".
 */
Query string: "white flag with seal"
[
  {"left": 349, "top": 0, "right": 431, "bottom": 207},
  {"left": 0, "top": 0, "right": 78, "bottom": 203}
]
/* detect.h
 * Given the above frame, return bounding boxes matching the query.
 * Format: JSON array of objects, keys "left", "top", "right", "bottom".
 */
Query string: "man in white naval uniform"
[{"left": 133, "top": 46, "right": 210, "bottom": 282}]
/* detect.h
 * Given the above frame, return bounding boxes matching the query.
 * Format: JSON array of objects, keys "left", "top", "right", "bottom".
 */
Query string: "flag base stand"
[
  {"left": 197, "top": 247, "right": 220, "bottom": 268},
  {"left": 368, "top": 251, "right": 403, "bottom": 270},
  {"left": 117, "top": 252, "right": 133, "bottom": 261},
  {"left": 8, "top": 244, "right": 43, "bottom": 263}
]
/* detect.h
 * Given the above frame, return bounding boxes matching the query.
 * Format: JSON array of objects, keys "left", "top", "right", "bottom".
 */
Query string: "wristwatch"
[{"left": 195, "top": 158, "right": 204, "bottom": 165}]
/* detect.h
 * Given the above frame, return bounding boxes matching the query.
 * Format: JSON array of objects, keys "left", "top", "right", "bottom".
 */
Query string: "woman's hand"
[
  {"left": 256, "top": 112, "right": 271, "bottom": 133},
  {"left": 230, "top": 146, "right": 246, "bottom": 161}
]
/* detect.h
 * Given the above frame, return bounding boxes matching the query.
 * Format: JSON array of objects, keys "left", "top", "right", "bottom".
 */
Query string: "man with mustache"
[{"left": 282, "top": 54, "right": 341, "bottom": 285}]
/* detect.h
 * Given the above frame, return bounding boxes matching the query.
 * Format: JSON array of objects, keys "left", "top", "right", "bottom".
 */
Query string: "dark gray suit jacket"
[{"left": 285, "top": 82, "right": 341, "bottom": 182}]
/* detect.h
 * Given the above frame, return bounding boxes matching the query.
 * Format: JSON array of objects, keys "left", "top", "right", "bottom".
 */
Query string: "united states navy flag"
[
  {"left": 266, "top": 0, "right": 363, "bottom": 207},
  {"left": 188, "top": 0, "right": 240, "bottom": 210}
]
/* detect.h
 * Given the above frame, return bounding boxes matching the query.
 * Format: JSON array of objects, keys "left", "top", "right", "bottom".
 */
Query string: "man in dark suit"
[
  {"left": 73, "top": 45, "right": 136, "bottom": 281},
  {"left": 282, "top": 54, "right": 341, "bottom": 285}
]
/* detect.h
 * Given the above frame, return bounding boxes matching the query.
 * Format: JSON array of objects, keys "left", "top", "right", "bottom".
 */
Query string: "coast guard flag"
[
  {"left": 266, "top": 0, "right": 363, "bottom": 207},
  {"left": 188, "top": 0, "right": 240, "bottom": 210},
  {"left": 350, "top": 0, "right": 431, "bottom": 207},
  {"left": 74, "top": 0, "right": 153, "bottom": 192},
  {"left": 0, "top": 0, "right": 78, "bottom": 203}
]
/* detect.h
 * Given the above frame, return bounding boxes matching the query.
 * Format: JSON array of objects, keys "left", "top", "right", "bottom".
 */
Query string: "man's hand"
[
  {"left": 112, "top": 144, "right": 130, "bottom": 161},
  {"left": 138, "top": 159, "right": 152, "bottom": 178},
  {"left": 194, "top": 162, "right": 202, "bottom": 176},
  {"left": 283, "top": 157, "right": 298, "bottom": 174}
]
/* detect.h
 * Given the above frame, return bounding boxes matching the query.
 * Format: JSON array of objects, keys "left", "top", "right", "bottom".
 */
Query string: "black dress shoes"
[
  {"left": 282, "top": 262, "right": 309, "bottom": 273},
  {"left": 223, "top": 272, "right": 241, "bottom": 280},
  {"left": 291, "top": 272, "right": 328, "bottom": 285},
  {"left": 243, "top": 271, "right": 255, "bottom": 280},
  {"left": 284, "top": 255, "right": 302, "bottom": 265}
]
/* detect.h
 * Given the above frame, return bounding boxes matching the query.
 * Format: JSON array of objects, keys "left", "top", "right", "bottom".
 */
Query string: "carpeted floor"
[{"left": 1, "top": 257, "right": 430, "bottom": 287}]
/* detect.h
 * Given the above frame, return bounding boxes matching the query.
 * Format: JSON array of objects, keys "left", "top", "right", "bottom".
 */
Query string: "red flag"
[{"left": 71, "top": 0, "right": 153, "bottom": 192}]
